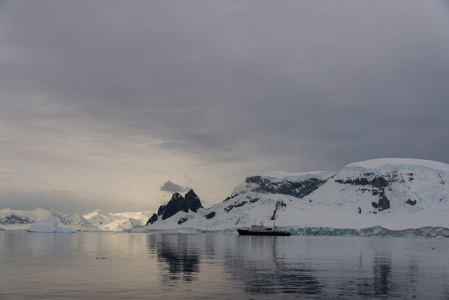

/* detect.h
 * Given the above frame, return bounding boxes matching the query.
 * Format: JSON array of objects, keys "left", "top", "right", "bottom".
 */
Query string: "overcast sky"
[{"left": 1, "top": 0, "right": 449, "bottom": 213}]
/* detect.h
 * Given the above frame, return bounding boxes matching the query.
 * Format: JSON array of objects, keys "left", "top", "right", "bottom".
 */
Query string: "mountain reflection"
[
  {"left": 227, "top": 236, "right": 323, "bottom": 295},
  {"left": 144, "top": 234, "right": 447, "bottom": 298},
  {"left": 373, "top": 252, "right": 392, "bottom": 295},
  {"left": 147, "top": 234, "right": 200, "bottom": 282}
]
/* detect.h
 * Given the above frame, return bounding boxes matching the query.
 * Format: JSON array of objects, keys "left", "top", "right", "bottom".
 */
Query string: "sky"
[{"left": 1, "top": 0, "right": 449, "bottom": 214}]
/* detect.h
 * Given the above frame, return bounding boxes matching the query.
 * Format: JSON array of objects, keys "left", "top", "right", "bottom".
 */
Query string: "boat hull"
[{"left": 237, "top": 229, "right": 291, "bottom": 236}]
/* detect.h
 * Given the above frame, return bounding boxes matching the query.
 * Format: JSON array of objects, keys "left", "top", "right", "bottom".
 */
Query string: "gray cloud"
[
  {"left": 1, "top": 1, "right": 449, "bottom": 212},
  {"left": 160, "top": 180, "right": 189, "bottom": 194}
]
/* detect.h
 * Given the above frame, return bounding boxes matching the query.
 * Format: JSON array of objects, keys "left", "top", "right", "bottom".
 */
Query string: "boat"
[{"left": 237, "top": 221, "right": 291, "bottom": 236}]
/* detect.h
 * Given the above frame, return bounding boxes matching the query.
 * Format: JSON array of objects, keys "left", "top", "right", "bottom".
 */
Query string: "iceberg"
[{"left": 27, "top": 216, "right": 77, "bottom": 233}]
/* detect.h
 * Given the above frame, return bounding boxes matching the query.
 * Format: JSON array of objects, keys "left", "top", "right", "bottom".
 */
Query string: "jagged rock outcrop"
[
  {"left": 146, "top": 189, "right": 203, "bottom": 225},
  {"left": 222, "top": 171, "right": 335, "bottom": 213},
  {"left": 185, "top": 190, "right": 203, "bottom": 212},
  {"left": 236, "top": 175, "right": 330, "bottom": 199},
  {"left": 159, "top": 193, "right": 187, "bottom": 220},
  {"left": 147, "top": 213, "right": 159, "bottom": 225}
]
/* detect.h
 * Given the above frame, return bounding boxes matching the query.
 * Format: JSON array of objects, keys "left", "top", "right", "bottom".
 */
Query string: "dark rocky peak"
[
  {"left": 161, "top": 193, "right": 188, "bottom": 220},
  {"left": 185, "top": 189, "right": 203, "bottom": 212},
  {"left": 146, "top": 190, "right": 204, "bottom": 224},
  {"left": 172, "top": 192, "right": 184, "bottom": 201}
]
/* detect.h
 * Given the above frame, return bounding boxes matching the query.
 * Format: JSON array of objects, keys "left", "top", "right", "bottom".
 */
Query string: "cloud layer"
[{"left": 1, "top": 1, "right": 449, "bottom": 212}]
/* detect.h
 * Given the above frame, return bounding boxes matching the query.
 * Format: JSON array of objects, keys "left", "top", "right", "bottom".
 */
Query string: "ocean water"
[{"left": 1, "top": 231, "right": 448, "bottom": 299}]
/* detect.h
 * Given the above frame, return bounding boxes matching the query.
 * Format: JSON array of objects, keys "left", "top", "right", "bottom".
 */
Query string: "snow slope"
[{"left": 133, "top": 159, "right": 449, "bottom": 236}]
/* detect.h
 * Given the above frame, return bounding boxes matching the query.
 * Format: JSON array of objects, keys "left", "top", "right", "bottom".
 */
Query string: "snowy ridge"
[
  {"left": 133, "top": 158, "right": 449, "bottom": 237},
  {"left": 262, "top": 170, "right": 335, "bottom": 183},
  {"left": 0, "top": 207, "right": 151, "bottom": 231},
  {"left": 344, "top": 158, "right": 449, "bottom": 174}
]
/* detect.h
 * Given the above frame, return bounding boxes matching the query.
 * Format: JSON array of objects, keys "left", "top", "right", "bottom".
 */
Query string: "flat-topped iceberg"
[{"left": 27, "top": 216, "right": 77, "bottom": 233}]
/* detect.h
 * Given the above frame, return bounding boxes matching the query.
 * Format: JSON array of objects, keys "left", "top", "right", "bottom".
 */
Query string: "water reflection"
[
  {"left": 2, "top": 231, "right": 449, "bottom": 299},
  {"left": 373, "top": 252, "right": 392, "bottom": 295},
  {"left": 143, "top": 233, "right": 449, "bottom": 298},
  {"left": 147, "top": 234, "right": 200, "bottom": 282},
  {"left": 229, "top": 236, "right": 323, "bottom": 296}
]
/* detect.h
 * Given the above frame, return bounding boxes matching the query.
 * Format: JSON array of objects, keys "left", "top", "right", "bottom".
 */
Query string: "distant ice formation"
[{"left": 27, "top": 216, "right": 77, "bottom": 233}]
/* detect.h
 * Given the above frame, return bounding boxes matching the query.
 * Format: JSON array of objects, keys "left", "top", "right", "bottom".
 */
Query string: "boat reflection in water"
[{"left": 237, "top": 222, "right": 291, "bottom": 236}]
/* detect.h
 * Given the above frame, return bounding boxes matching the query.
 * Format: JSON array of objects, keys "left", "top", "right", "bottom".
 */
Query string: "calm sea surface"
[{"left": 1, "top": 231, "right": 448, "bottom": 299}]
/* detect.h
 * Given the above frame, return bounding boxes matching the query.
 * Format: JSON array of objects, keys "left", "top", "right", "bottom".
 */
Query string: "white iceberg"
[{"left": 27, "top": 216, "right": 77, "bottom": 233}]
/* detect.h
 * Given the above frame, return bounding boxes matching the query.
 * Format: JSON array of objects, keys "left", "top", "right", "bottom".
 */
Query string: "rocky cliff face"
[
  {"left": 185, "top": 190, "right": 202, "bottom": 212},
  {"left": 238, "top": 175, "right": 330, "bottom": 199},
  {"left": 146, "top": 189, "right": 203, "bottom": 225}
]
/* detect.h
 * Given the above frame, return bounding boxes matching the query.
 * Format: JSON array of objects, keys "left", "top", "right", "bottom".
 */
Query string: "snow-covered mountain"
[
  {"left": 133, "top": 159, "right": 449, "bottom": 236},
  {"left": 0, "top": 208, "right": 98, "bottom": 231},
  {"left": 0, "top": 207, "right": 151, "bottom": 231},
  {"left": 132, "top": 170, "right": 335, "bottom": 232},
  {"left": 83, "top": 209, "right": 152, "bottom": 231}
]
